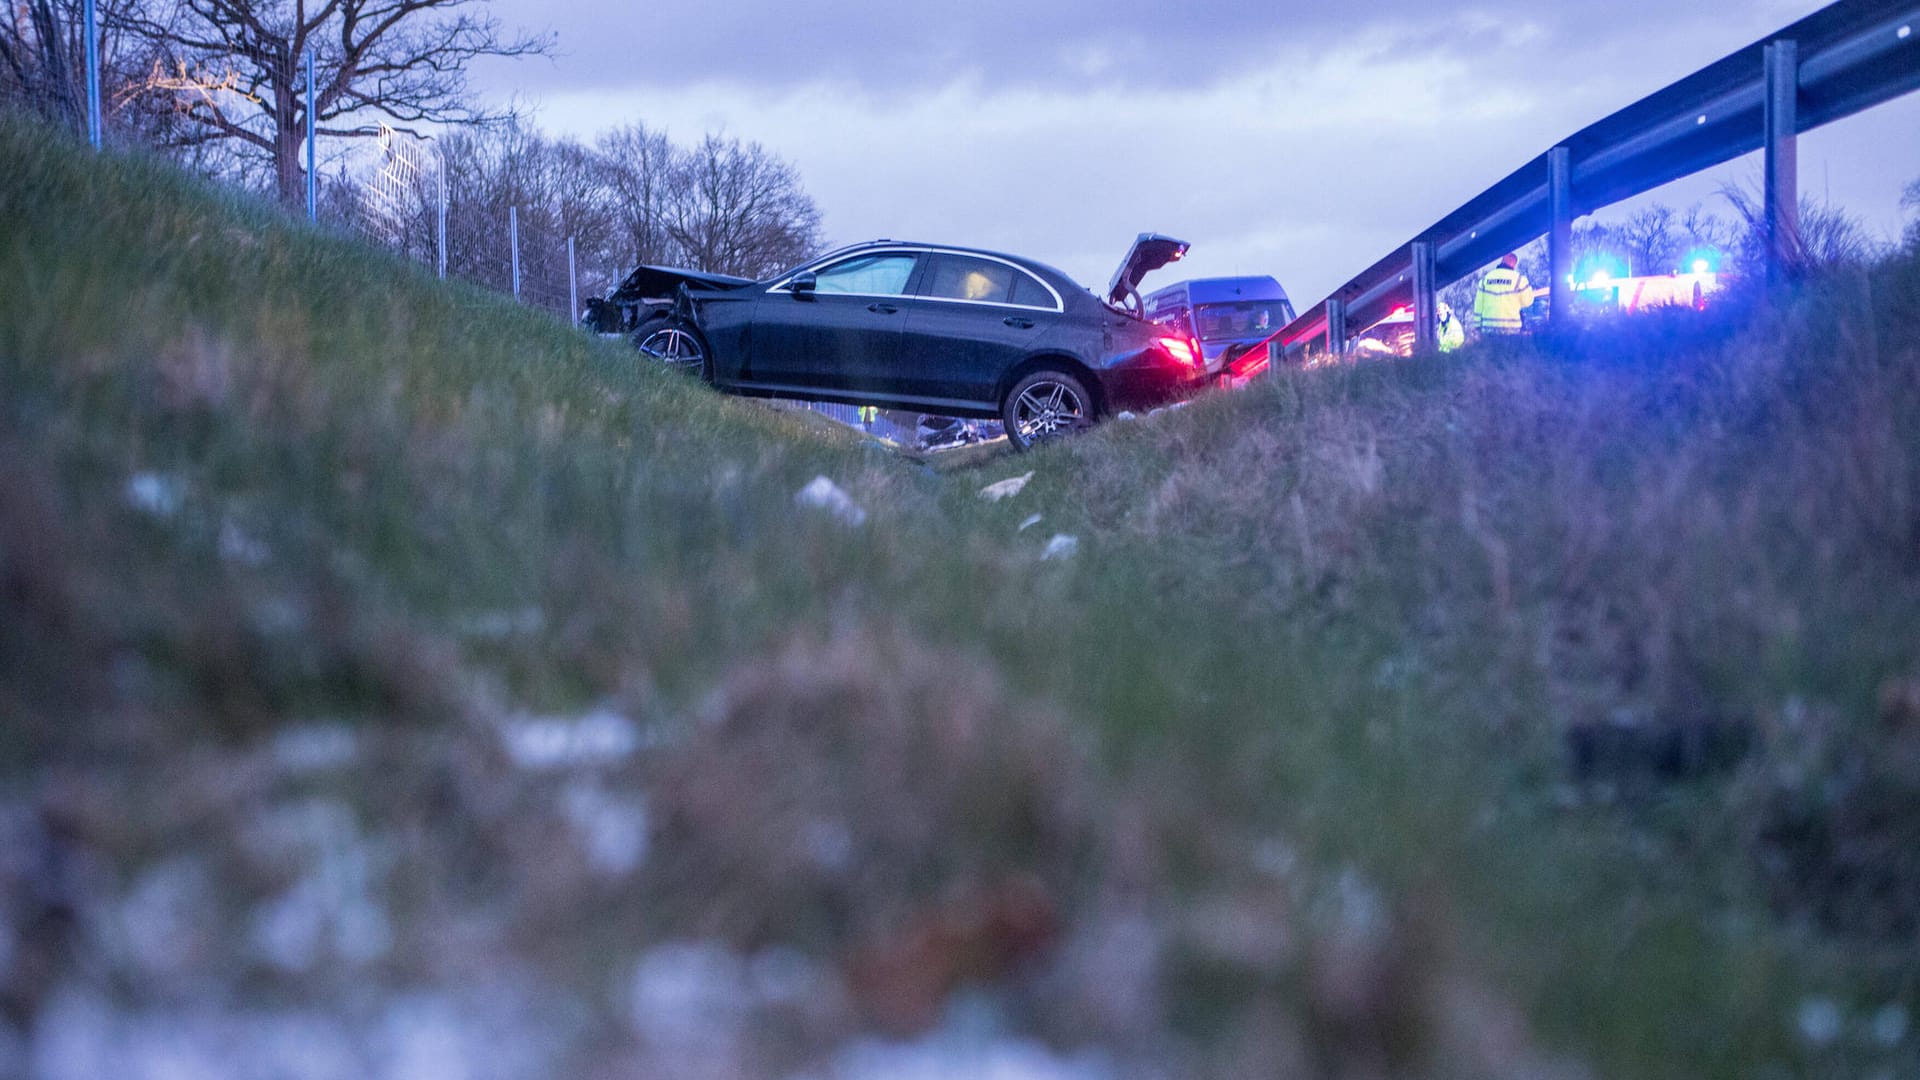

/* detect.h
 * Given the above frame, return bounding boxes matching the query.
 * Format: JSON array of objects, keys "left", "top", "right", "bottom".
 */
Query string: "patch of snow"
[
  {"left": 749, "top": 946, "right": 825, "bottom": 1007},
  {"left": 1870, "top": 1003, "right": 1909, "bottom": 1046},
  {"left": 114, "top": 857, "right": 215, "bottom": 983},
  {"left": 456, "top": 608, "right": 547, "bottom": 641},
  {"left": 218, "top": 520, "right": 269, "bottom": 565},
  {"left": 1017, "top": 515, "right": 1043, "bottom": 533},
  {"left": 802, "top": 820, "right": 853, "bottom": 871},
  {"left": 1041, "top": 535, "right": 1079, "bottom": 561},
  {"left": 795, "top": 476, "right": 868, "bottom": 526},
  {"left": 629, "top": 942, "right": 756, "bottom": 1061},
  {"left": 978, "top": 472, "right": 1035, "bottom": 502},
  {"left": 272, "top": 724, "right": 360, "bottom": 775},
  {"left": 1797, "top": 997, "right": 1843, "bottom": 1046},
  {"left": 499, "top": 709, "right": 641, "bottom": 770},
  {"left": 560, "top": 781, "right": 648, "bottom": 877},
  {"left": 1252, "top": 838, "right": 1298, "bottom": 880},
  {"left": 125, "top": 473, "right": 184, "bottom": 518},
  {"left": 1332, "top": 866, "right": 1386, "bottom": 941},
  {"left": 246, "top": 800, "right": 391, "bottom": 974},
  {"left": 823, "top": 996, "right": 1115, "bottom": 1080},
  {"left": 32, "top": 982, "right": 567, "bottom": 1080}
]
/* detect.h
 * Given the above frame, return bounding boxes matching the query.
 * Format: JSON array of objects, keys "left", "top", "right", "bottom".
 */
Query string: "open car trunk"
[{"left": 1106, "top": 233, "right": 1190, "bottom": 313}]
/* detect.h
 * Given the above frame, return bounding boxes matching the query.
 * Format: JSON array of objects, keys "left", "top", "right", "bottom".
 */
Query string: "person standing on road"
[
  {"left": 1437, "top": 300, "right": 1466, "bottom": 352},
  {"left": 1473, "top": 254, "right": 1534, "bottom": 335}
]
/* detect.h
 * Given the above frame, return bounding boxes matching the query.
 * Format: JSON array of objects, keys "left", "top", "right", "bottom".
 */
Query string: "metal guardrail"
[{"left": 1270, "top": 0, "right": 1920, "bottom": 359}]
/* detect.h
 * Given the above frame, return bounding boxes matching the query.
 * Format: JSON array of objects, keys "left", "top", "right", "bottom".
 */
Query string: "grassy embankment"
[{"left": 3, "top": 115, "right": 1918, "bottom": 1078}]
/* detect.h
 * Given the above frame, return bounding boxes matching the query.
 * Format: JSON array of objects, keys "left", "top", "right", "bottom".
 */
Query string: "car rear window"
[{"left": 1009, "top": 272, "right": 1056, "bottom": 309}]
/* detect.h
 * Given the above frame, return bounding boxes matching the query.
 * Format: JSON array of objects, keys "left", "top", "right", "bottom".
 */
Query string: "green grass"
[{"left": 3, "top": 115, "right": 1918, "bottom": 1077}]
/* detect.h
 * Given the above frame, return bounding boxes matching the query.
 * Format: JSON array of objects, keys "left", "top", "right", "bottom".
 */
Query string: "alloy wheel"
[
  {"left": 1012, "top": 379, "right": 1087, "bottom": 443},
  {"left": 636, "top": 326, "right": 704, "bottom": 371}
]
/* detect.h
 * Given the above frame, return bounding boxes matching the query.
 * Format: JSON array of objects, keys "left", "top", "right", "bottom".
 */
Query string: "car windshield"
[{"left": 1194, "top": 301, "right": 1289, "bottom": 342}]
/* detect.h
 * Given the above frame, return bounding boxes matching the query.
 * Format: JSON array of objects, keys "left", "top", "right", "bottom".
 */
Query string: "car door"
[
  {"left": 894, "top": 253, "right": 1061, "bottom": 407},
  {"left": 751, "top": 250, "right": 922, "bottom": 394}
]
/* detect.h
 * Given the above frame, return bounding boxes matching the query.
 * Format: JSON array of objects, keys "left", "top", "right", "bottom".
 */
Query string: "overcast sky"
[{"left": 469, "top": 0, "right": 1919, "bottom": 302}]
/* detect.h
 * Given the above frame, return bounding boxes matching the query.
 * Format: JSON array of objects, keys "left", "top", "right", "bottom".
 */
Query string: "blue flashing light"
[
  {"left": 1574, "top": 253, "right": 1629, "bottom": 289},
  {"left": 1682, "top": 247, "right": 1722, "bottom": 275}
]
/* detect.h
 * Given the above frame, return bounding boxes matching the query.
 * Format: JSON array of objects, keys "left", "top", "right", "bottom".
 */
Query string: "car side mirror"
[{"left": 790, "top": 272, "right": 817, "bottom": 298}]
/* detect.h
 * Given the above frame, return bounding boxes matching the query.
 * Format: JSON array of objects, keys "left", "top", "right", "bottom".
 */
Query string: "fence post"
[
  {"left": 1764, "top": 40, "right": 1800, "bottom": 285},
  {"left": 510, "top": 206, "right": 521, "bottom": 301},
  {"left": 82, "top": 0, "right": 102, "bottom": 148},
  {"left": 436, "top": 157, "right": 448, "bottom": 280},
  {"left": 568, "top": 236, "right": 578, "bottom": 322},
  {"left": 1325, "top": 298, "right": 1347, "bottom": 359},
  {"left": 1548, "top": 145, "right": 1573, "bottom": 324},
  {"left": 1411, "top": 241, "right": 1436, "bottom": 354},
  {"left": 304, "top": 51, "right": 317, "bottom": 222}
]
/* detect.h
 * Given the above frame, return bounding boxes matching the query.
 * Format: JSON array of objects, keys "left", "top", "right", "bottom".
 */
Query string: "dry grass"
[{"left": 5, "top": 115, "right": 1920, "bottom": 1078}]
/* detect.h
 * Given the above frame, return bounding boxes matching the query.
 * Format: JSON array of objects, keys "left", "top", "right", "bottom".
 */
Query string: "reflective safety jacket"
[
  {"left": 1474, "top": 268, "right": 1534, "bottom": 333},
  {"left": 1437, "top": 302, "right": 1465, "bottom": 352}
]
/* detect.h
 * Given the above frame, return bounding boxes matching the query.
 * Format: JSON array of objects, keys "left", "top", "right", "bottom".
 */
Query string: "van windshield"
[{"left": 1195, "top": 301, "right": 1291, "bottom": 342}]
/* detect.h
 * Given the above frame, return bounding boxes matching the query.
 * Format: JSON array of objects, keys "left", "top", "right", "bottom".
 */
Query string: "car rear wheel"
[
  {"left": 1002, "top": 368, "right": 1094, "bottom": 452},
  {"left": 633, "top": 318, "right": 708, "bottom": 376}
]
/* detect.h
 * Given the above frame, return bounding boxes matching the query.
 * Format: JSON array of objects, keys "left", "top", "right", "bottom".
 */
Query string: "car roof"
[
  {"left": 1148, "top": 276, "right": 1290, "bottom": 305},
  {"left": 815, "top": 240, "right": 1087, "bottom": 299}
]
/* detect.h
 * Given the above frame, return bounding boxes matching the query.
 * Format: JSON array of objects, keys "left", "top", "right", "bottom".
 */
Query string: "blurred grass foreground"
[{"left": 3, "top": 115, "right": 1919, "bottom": 1079}]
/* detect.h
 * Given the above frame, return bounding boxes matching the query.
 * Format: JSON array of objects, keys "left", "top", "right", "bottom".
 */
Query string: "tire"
[
  {"left": 632, "top": 317, "right": 709, "bottom": 377},
  {"left": 1002, "top": 368, "right": 1095, "bottom": 452}
]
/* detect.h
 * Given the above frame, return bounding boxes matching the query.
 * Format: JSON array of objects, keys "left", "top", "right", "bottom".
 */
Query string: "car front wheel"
[
  {"left": 633, "top": 318, "right": 708, "bottom": 377},
  {"left": 1002, "top": 368, "right": 1094, "bottom": 452}
]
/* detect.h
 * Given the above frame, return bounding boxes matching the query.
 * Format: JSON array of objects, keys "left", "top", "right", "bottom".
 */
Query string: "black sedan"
[{"left": 614, "top": 235, "right": 1204, "bottom": 450}]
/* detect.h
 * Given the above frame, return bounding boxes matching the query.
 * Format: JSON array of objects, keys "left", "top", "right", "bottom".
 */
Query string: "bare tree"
[
  {"left": 1902, "top": 177, "right": 1920, "bottom": 249},
  {"left": 0, "top": 0, "right": 86, "bottom": 128},
  {"left": 117, "top": 0, "right": 549, "bottom": 207},
  {"left": 1719, "top": 181, "right": 1886, "bottom": 272},
  {"left": 1616, "top": 205, "right": 1681, "bottom": 276},
  {"left": 667, "top": 133, "right": 823, "bottom": 279},
  {"left": 596, "top": 122, "right": 677, "bottom": 268},
  {"left": 1, "top": 0, "right": 172, "bottom": 140}
]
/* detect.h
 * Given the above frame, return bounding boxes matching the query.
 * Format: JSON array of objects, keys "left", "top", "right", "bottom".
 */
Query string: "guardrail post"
[
  {"left": 1548, "top": 146, "right": 1573, "bottom": 324},
  {"left": 304, "top": 51, "right": 317, "bottom": 222},
  {"left": 1411, "top": 241, "right": 1437, "bottom": 353},
  {"left": 1764, "top": 39, "right": 1800, "bottom": 285},
  {"left": 510, "top": 206, "right": 521, "bottom": 301},
  {"left": 1325, "top": 298, "right": 1347, "bottom": 359},
  {"left": 82, "top": 0, "right": 102, "bottom": 148}
]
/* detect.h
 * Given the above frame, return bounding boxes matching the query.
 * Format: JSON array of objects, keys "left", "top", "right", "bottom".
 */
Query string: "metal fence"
[{"left": 1271, "top": 0, "right": 1920, "bottom": 361}]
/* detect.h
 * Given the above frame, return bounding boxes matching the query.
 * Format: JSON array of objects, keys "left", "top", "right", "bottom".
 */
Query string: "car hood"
[
  {"left": 1106, "top": 233, "right": 1190, "bottom": 307},
  {"left": 610, "top": 264, "right": 757, "bottom": 303}
]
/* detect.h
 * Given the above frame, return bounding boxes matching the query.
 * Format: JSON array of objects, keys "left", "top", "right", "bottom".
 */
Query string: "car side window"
[
  {"left": 811, "top": 253, "right": 918, "bottom": 296},
  {"left": 1008, "top": 272, "right": 1057, "bottom": 310},
  {"left": 923, "top": 255, "right": 1016, "bottom": 305}
]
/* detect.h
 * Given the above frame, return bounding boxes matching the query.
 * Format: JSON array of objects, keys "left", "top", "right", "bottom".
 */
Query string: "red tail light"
[{"left": 1158, "top": 335, "right": 1200, "bottom": 368}]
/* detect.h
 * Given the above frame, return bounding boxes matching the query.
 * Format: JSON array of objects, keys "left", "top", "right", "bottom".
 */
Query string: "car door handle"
[
  {"left": 1003, "top": 316, "right": 1035, "bottom": 329},
  {"left": 867, "top": 303, "right": 899, "bottom": 314}
]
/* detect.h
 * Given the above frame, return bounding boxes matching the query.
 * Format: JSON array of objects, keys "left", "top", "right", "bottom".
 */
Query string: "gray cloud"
[
  {"left": 483, "top": 0, "right": 1772, "bottom": 96},
  {"left": 465, "top": 0, "right": 1915, "bottom": 305}
]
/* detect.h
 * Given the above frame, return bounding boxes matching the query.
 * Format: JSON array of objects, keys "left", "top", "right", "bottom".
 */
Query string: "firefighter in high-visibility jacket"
[
  {"left": 1473, "top": 254, "right": 1534, "bottom": 335},
  {"left": 1437, "top": 301, "right": 1466, "bottom": 352}
]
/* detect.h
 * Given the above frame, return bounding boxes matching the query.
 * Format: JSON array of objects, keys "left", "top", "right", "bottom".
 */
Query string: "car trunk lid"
[{"left": 1105, "top": 233, "right": 1190, "bottom": 310}]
